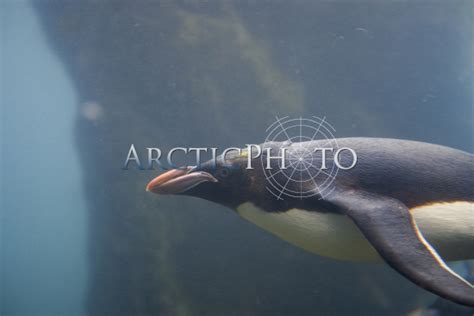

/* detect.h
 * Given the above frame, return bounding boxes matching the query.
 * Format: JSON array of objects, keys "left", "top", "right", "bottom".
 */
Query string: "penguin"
[{"left": 146, "top": 138, "right": 474, "bottom": 307}]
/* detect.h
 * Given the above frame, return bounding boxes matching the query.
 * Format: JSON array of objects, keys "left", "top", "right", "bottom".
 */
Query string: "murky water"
[{"left": 2, "top": 1, "right": 472, "bottom": 315}]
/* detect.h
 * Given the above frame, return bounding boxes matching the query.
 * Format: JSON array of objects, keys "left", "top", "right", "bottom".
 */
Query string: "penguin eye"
[{"left": 218, "top": 167, "right": 230, "bottom": 178}]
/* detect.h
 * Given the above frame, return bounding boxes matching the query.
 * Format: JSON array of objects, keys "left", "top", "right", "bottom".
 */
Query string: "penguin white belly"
[{"left": 236, "top": 201, "right": 474, "bottom": 262}]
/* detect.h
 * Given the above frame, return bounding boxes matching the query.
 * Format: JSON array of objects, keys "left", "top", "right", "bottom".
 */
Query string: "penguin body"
[
  {"left": 237, "top": 138, "right": 474, "bottom": 262},
  {"left": 146, "top": 138, "right": 474, "bottom": 306}
]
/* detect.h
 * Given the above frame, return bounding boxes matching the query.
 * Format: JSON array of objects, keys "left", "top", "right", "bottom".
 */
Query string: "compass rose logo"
[{"left": 262, "top": 116, "right": 344, "bottom": 200}]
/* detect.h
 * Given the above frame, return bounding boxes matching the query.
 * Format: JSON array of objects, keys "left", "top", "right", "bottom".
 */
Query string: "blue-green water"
[
  {"left": 1, "top": 1, "right": 473, "bottom": 315},
  {"left": 2, "top": 2, "right": 87, "bottom": 315}
]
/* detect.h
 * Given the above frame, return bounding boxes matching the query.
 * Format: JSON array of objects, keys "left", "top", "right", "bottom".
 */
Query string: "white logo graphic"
[{"left": 262, "top": 116, "right": 345, "bottom": 200}]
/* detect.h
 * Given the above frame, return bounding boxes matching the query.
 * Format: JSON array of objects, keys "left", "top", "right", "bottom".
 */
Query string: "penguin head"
[{"left": 146, "top": 150, "right": 266, "bottom": 209}]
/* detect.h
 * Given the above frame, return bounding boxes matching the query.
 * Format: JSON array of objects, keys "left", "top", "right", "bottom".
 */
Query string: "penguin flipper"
[{"left": 325, "top": 190, "right": 474, "bottom": 307}]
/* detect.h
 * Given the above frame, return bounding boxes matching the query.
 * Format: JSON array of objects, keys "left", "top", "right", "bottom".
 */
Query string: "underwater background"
[{"left": 1, "top": 1, "right": 473, "bottom": 315}]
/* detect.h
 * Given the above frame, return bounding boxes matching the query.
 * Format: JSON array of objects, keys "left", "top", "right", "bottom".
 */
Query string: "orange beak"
[{"left": 146, "top": 167, "right": 217, "bottom": 195}]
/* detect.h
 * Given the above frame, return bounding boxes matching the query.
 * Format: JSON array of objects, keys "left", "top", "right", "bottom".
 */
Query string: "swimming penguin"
[{"left": 146, "top": 138, "right": 474, "bottom": 306}]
